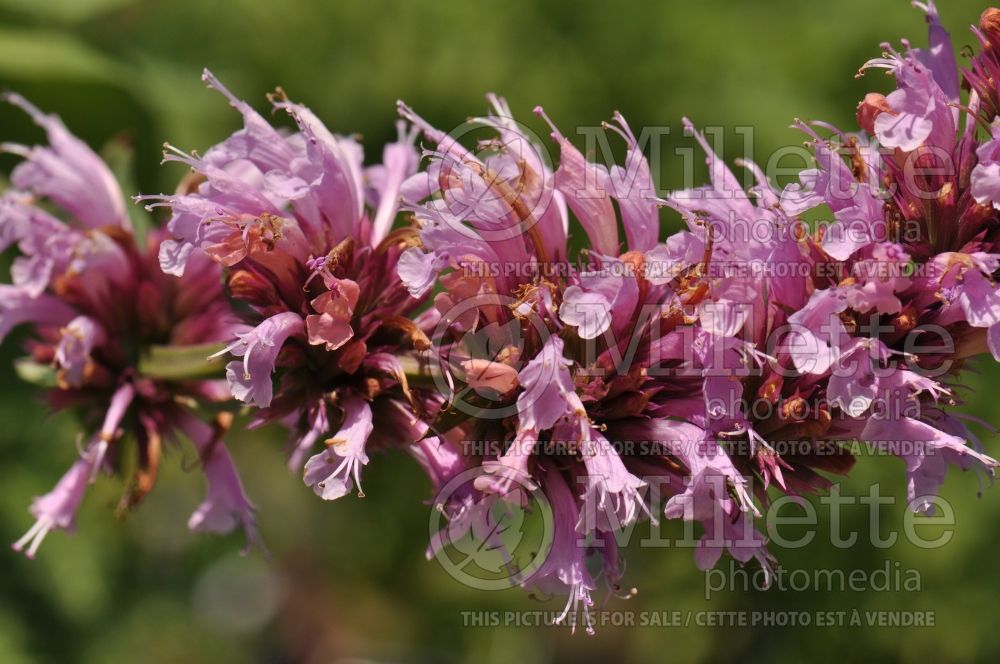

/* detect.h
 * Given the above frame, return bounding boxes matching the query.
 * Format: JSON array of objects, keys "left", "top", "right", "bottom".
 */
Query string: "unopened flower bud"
[
  {"left": 981, "top": 8, "right": 1000, "bottom": 49},
  {"left": 856, "top": 92, "right": 891, "bottom": 134}
]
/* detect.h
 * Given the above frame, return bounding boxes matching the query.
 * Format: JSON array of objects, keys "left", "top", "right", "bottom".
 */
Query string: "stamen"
[
  {"left": 12, "top": 517, "right": 53, "bottom": 559},
  {"left": 242, "top": 338, "right": 259, "bottom": 380},
  {"left": 201, "top": 68, "right": 243, "bottom": 108}
]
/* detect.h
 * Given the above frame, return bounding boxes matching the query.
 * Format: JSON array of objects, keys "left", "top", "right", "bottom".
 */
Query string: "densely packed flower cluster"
[
  {"left": 141, "top": 71, "right": 441, "bottom": 495},
  {"left": 0, "top": 94, "right": 259, "bottom": 556},
  {"left": 3, "top": 0, "right": 1000, "bottom": 635},
  {"left": 392, "top": 99, "right": 776, "bottom": 627}
]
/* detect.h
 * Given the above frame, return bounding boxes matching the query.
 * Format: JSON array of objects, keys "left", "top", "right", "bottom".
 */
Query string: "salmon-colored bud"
[
  {"left": 981, "top": 8, "right": 1000, "bottom": 48},
  {"left": 337, "top": 339, "right": 368, "bottom": 374},
  {"left": 462, "top": 359, "right": 519, "bottom": 394},
  {"left": 856, "top": 92, "right": 891, "bottom": 134},
  {"left": 619, "top": 250, "right": 645, "bottom": 277},
  {"left": 227, "top": 269, "right": 275, "bottom": 306}
]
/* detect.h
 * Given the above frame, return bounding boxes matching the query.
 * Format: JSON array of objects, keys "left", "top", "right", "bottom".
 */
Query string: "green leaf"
[
  {"left": 138, "top": 342, "right": 227, "bottom": 380},
  {"left": 13, "top": 359, "right": 57, "bottom": 388},
  {"left": 0, "top": 27, "right": 127, "bottom": 83},
  {"left": 0, "top": 0, "right": 138, "bottom": 24}
]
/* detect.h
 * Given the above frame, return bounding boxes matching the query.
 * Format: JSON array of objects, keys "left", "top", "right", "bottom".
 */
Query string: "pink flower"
[
  {"left": 474, "top": 428, "right": 538, "bottom": 497},
  {"left": 862, "top": 414, "right": 998, "bottom": 514},
  {"left": 534, "top": 106, "right": 619, "bottom": 256},
  {"left": 515, "top": 336, "right": 582, "bottom": 431},
  {"left": 214, "top": 312, "right": 305, "bottom": 408},
  {"left": 577, "top": 429, "right": 648, "bottom": 532},
  {"left": 0, "top": 95, "right": 249, "bottom": 557},
  {"left": 180, "top": 413, "right": 262, "bottom": 553},
  {"left": 558, "top": 255, "right": 639, "bottom": 340},
  {"left": 398, "top": 96, "right": 755, "bottom": 612},
  {"left": 1, "top": 93, "right": 127, "bottom": 229},
  {"left": 12, "top": 445, "right": 98, "bottom": 559},
  {"left": 523, "top": 467, "right": 598, "bottom": 635},
  {"left": 303, "top": 396, "right": 374, "bottom": 500},
  {"left": 54, "top": 316, "right": 106, "bottom": 388},
  {"left": 971, "top": 124, "right": 1000, "bottom": 209},
  {"left": 147, "top": 71, "right": 439, "bottom": 489}
]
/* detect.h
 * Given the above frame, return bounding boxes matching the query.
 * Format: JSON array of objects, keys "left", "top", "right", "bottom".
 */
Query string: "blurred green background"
[{"left": 1, "top": 0, "right": 999, "bottom": 662}]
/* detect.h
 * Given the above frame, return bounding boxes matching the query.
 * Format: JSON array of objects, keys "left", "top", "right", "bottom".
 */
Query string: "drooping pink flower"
[
  {"left": 179, "top": 412, "right": 262, "bottom": 553},
  {"left": 213, "top": 311, "right": 305, "bottom": 408},
  {"left": 12, "top": 444, "right": 97, "bottom": 559},
  {"left": 523, "top": 466, "right": 599, "bottom": 635},
  {"left": 302, "top": 396, "right": 374, "bottom": 500}
]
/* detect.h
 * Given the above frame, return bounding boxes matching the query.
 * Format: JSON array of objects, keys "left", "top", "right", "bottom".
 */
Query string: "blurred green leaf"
[
  {"left": 0, "top": 607, "right": 31, "bottom": 664},
  {"left": 138, "top": 342, "right": 226, "bottom": 380},
  {"left": 0, "top": 27, "right": 127, "bottom": 83},
  {"left": 13, "top": 359, "right": 56, "bottom": 388},
  {"left": 0, "top": 0, "right": 138, "bottom": 23}
]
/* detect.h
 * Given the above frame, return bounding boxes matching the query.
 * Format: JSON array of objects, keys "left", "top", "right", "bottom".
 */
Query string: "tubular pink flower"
[
  {"left": 12, "top": 442, "right": 99, "bottom": 559},
  {"left": 180, "top": 413, "right": 263, "bottom": 553},
  {"left": 54, "top": 316, "right": 105, "bottom": 388},
  {"left": 214, "top": 312, "right": 306, "bottom": 408},
  {"left": 303, "top": 396, "right": 374, "bottom": 500}
]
